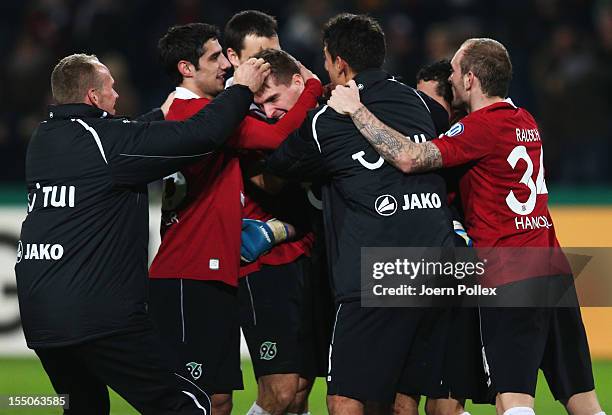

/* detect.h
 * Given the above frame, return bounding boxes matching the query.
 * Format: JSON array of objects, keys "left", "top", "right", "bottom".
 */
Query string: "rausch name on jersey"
[{"left": 515, "top": 128, "right": 541, "bottom": 143}]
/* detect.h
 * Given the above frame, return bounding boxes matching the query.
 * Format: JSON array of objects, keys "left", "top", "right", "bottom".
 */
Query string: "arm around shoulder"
[{"left": 108, "top": 85, "right": 254, "bottom": 186}]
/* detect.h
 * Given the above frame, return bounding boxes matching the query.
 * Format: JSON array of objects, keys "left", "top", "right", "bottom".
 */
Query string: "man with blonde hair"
[{"left": 16, "top": 52, "right": 268, "bottom": 414}]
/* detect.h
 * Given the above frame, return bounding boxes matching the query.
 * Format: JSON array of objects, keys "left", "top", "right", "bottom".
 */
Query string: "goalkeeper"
[{"left": 148, "top": 22, "right": 321, "bottom": 415}]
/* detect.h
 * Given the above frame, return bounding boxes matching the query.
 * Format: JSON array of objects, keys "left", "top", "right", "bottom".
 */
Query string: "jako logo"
[
  {"left": 375, "top": 195, "right": 398, "bottom": 216},
  {"left": 17, "top": 241, "right": 63, "bottom": 262},
  {"left": 16, "top": 241, "right": 23, "bottom": 263},
  {"left": 185, "top": 362, "right": 203, "bottom": 380},
  {"left": 260, "top": 341, "right": 277, "bottom": 360}
]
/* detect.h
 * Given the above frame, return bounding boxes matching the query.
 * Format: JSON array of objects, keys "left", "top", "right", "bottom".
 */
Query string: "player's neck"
[
  {"left": 179, "top": 80, "right": 214, "bottom": 100},
  {"left": 344, "top": 68, "right": 359, "bottom": 84},
  {"left": 468, "top": 94, "right": 504, "bottom": 113}
]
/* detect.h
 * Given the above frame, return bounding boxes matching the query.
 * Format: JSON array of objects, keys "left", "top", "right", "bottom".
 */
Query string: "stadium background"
[{"left": 0, "top": 0, "right": 610, "bottom": 413}]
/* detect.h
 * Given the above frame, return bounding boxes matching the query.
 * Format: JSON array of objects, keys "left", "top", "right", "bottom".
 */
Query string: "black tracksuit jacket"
[
  {"left": 15, "top": 84, "right": 252, "bottom": 348},
  {"left": 267, "top": 69, "right": 455, "bottom": 302}
]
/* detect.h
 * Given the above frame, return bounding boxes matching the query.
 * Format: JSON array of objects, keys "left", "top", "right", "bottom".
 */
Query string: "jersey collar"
[
  {"left": 175, "top": 86, "right": 201, "bottom": 100},
  {"left": 471, "top": 98, "right": 517, "bottom": 116},
  {"left": 352, "top": 69, "right": 391, "bottom": 91},
  {"left": 47, "top": 104, "right": 110, "bottom": 120}
]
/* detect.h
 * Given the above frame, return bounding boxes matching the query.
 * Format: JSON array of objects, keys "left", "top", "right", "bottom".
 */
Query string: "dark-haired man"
[
  {"left": 416, "top": 60, "right": 453, "bottom": 116},
  {"left": 327, "top": 37, "right": 605, "bottom": 415},
  {"left": 225, "top": 10, "right": 280, "bottom": 70},
  {"left": 266, "top": 13, "right": 458, "bottom": 415},
  {"left": 416, "top": 59, "right": 468, "bottom": 128},
  {"left": 224, "top": 11, "right": 328, "bottom": 415},
  {"left": 413, "top": 59, "right": 485, "bottom": 415},
  {"left": 253, "top": 49, "right": 308, "bottom": 118},
  {"left": 15, "top": 52, "right": 268, "bottom": 414},
  {"left": 241, "top": 48, "right": 332, "bottom": 415},
  {"left": 149, "top": 22, "right": 322, "bottom": 415}
]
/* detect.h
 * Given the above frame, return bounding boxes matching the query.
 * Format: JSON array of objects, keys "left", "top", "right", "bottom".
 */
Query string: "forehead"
[
  {"left": 323, "top": 46, "right": 334, "bottom": 61},
  {"left": 95, "top": 64, "right": 114, "bottom": 83},
  {"left": 201, "top": 38, "right": 222, "bottom": 57},
  {"left": 241, "top": 34, "right": 280, "bottom": 56},
  {"left": 417, "top": 79, "right": 438, "bottom": 93},
  {"left": 451, "top": 47, "right": 465, "bottom": 66},
  {"left": 255, "top": 77, "right": 287, "bottom": 99}
]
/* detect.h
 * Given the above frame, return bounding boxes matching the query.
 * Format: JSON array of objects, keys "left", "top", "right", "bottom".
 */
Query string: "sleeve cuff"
[
  {"left": 228, "top": 83, "right": 254, "bottom": 98},
  {"left": 305, "top": 78, "right": 324, "bottom": 96}
]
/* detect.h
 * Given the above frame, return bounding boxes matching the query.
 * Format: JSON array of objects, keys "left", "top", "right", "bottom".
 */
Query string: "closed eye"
[{"left": 265, "top": 94, "right": 279, "bottom": 104}]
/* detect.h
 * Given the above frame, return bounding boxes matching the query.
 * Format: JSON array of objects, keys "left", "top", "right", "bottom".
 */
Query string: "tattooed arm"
[{"left": 327, "top": 80, "right": 443, "bottom": 173}]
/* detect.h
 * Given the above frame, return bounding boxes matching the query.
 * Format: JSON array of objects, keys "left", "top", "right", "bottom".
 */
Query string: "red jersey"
[
  {"left": 433, "top": 101, "right": 563, "bottom": 285},
  {"left": 433, "top": 101, "right": 559, "bottom": 249},
  {"left": 149, "top": 79, "right": 322, "bottom": 286},
  {"left": 239, "top": 191, "right": 315, "bottom": 277}
]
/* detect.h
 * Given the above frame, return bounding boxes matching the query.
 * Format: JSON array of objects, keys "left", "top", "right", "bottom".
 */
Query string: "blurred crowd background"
[{"left": 0, "top": 0, "right": 610, "bottom": 185}]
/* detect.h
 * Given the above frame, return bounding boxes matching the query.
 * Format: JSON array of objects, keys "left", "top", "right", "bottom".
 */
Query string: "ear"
[
  {"left": 86, "top": 88, "right": 98, "bottom": 106},
  {"left": 177, "top": 60, "right": 195, "bottom": 79},
  {"left": 335, "top": 55, "right": 344, "bottom": 71},
  {"left": 226, "top": 48, "right": 241, "bottom": 68},
  {"left": 292, "top": 73, "right": 304, "bottom": 88},
  {"left": 463, "top": 71, "right": 474, "bottom": 91},
  {"left": 336, "top": 56, "right": 350, "bottom": 76}
]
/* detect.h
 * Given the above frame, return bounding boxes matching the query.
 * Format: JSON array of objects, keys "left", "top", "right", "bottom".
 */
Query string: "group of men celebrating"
[
  {"left": 148, "top": 13, "right": 328, "bottom": 415},
  {"left": 15, "top": 8, "right": 606, "bottom": 415}
]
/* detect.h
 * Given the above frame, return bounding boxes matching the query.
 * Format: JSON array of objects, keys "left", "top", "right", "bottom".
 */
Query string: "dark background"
[{"left": 1, "top": 0, "right": 610, "bottom": 186}]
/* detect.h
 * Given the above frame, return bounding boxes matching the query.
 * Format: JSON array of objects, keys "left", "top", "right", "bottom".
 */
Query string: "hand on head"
[
  {"left": 327, "top": 80, "right": 362, "bottom": 115},
  {"left": 233, "top": 58, "right": 271, "bottom": 93},
  {"left": 296, "top": 60, "right": 318, "bottom": 83}
]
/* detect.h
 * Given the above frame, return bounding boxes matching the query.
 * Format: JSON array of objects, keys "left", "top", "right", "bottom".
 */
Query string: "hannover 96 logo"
[
  {"left": 260, "top": 341, "right": 277, "bottom": 360},
  {"left": 185, "top": 362, "right": 203, "bottom": 380}
]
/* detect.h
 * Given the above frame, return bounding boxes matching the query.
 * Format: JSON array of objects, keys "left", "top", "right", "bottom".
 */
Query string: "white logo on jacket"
[
  {"left": 17, "top": 241, "right": 64, "bottom": 262},
  {"left": 375, "top": 195, "right": 398, "bottom": 216},
  {"left": 28, "top": 183, "right": 76, "bottom": 213},
  {"left": 375, "top": 193, "right": 443, "bottom": 216}
]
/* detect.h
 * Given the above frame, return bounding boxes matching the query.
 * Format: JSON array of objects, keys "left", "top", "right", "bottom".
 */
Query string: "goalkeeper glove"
[
  {"left": 453, "top": 220, "right": 473, "bottom": 247},
  {"left": 240, "top": 218, "right": 289, "bottom": 263}
]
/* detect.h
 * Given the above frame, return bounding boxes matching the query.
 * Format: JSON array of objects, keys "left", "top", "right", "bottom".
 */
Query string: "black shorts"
[
  {"left": 307, "top": 245, "right": 336, "bottom": 378},
  {"left": 442, "top": 308, "right": 489, "bottom": 402},
  {"left": 238, "top": 256, "right": 329, "bottom": 379},
  {"left": 479, "top": 277, "right": 595, "bottom": 402},
  {"left": 36, "top": 325, "right": 210, "bottom": 415},
  {"left": 149, "top": 279, "right": 243, "bottom": 394},
  {"left": 327, "top": 303, "right": 455, "bottom": 404},
  {"left": 397, "top": 307, "right": 488, "bottom": 402}
]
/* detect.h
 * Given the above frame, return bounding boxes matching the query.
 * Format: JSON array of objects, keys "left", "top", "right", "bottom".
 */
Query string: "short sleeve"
[{"left": 432, "top": 116, "right": 493, "bottom": 168}]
